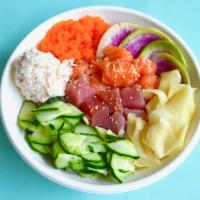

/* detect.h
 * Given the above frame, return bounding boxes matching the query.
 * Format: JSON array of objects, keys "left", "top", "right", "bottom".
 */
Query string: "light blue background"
[{"left": 0, "top": 0, "right": 200, "bottom": 199}]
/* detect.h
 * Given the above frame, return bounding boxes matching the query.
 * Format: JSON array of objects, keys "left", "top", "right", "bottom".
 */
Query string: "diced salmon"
[
  {"left": 65, "top": 76, "right": 96, "bottom": 106},
  {"left": 80, "top": 96, "right": 110, "bottom": 129},
  {"left": 103, "top": 46, "right": 133, "bottom": 62},
  {"left": 120, "top": 85, "right": 145, "bottom": 109},
  {"left": 101, "top": 60, "right": 140, "bottom": 87},
  {"left": 135, "top": 56, "right": 157, "bottom": 75},
  {"left": 89, "top": 59, "right": 104, "bottom": 74},
  {"left": 97, "top": 88, "right": 123, "bottom": 113},
  {"left": 109, "top": 112, "right": 126, "bottom": 135},
  {"left": 136, "top": 74, "right": 158, "bottom": 89},
  {"left": 71, "top": 60, "right": 89, "bottom": 79}
]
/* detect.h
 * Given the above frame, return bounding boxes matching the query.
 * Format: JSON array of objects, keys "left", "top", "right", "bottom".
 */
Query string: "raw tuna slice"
[
  {"left": 96, "top": 22, "right": 139, "bottom": 58},
  {"left": 97, "top": 88, "right": 123, "bottom": 113},
  {"left": 151, "top": 53, "right": 190, "bottom": 84},
  {"left": 123, "top": 108, "right": 146, "bottom": 118},
  {"left": 80, "top": 96, "right": 110, "bottom": 129},
  {"left": 120, "top": 85, "right": 145, "bottom": 109},
  {"left": 109, "top": 112, "right": 126, "bottom": 135},
  {"left": 65, "top": 76, "right": 96, "bottom": 107},
  {"left": 119, "top": 27, "right": 172, "bottom": 58}
]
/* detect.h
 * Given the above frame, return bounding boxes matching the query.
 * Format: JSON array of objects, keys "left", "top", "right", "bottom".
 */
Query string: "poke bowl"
[{"left": 1, "top": 6, "right": 200, "bottom": 194}]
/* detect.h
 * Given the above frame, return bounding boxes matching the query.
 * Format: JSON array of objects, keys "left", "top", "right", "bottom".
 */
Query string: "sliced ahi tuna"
[
  {"left": 80, "top": 96, "right": 110, "bottom": 129},
  {"left": 121, "top": 85, "right": 145, "bottom": 109},
  {"left": 109, "top": 111, "right": 126, "bottom": 135},
  {"left": 97, "top": 88, "right": 123, "bottom": 113},
  {"left": 65, "top": 76, "right": 96, "bottom": 107}
]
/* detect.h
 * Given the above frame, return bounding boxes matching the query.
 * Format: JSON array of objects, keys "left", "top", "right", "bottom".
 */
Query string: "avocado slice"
[
  {"left": 140, "top": 40, "right": 187, "bottom": 66},
  {"left": 151, "top": 53, "right": 190, "bottom": 84},
  {"left": 119, "top": 27, "right": 174, "bottom": 58},
  {"left": 96, "top": 22, "right": 140, "bottom": 58}
]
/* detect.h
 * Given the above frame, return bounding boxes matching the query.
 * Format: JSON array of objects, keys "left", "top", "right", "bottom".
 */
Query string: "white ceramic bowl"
[{"left": 1, "top": 6, "right": 200, "bottom": 194}]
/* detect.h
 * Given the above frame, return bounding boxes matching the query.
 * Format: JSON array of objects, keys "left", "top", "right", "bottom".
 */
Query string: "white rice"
[{"left": 14, "top": 48, "right": 73, "bottom": 103}]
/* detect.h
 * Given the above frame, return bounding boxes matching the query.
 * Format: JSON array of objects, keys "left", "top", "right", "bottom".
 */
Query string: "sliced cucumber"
[
  {"left": 59, "top": 133, "right": 87, "bottom": 155},
  {"left": 64, "top": 117, "right": 80, "bottom": 127},
  {"left": 95, "top": 126, "right": 109, "bottom": 140},
  {"left": 106, "top": 152, "right": 112, "bottom": 163},
  {"left": 17, "top": 100, "right": 141, "bottom": 182},
  {"left": 105, "top": 131, "right": 125, "bottom": 142},
  {"left": 108, "top": 140, "right": 139, "bottom": 159},
  {"left": 51, "top": 142, "right": 65, "bottom": 158},
  {"left": 87, "top": 161, "right": 106, "bottom": 169},
  {"left": 29, "top": 142, "right": 51, "bottom": 154},
  {"left": 18, "top": 101, "right": 36, "bottom": 122},
  {"left": 35, "top": 101, "right": 83, "bottom": 123},
  {"left": 59, "top": 121, "right": 73, "bottom": 135},
  {"left": 42, "top": 118, "right": 64, "bottom": 130},
  {"left": 82, "top": 116, "right": 89, "bottom": 125},
  {"left": 78, "top": 171, "right": 99, "bottom": 179},
  {"left": 110, "top": 153, "right": 135, "bottom": 183},
  {"left": 74, "top": 123, "right": 98, "bottom": 135},
  {"left": 87, "top": 142, "right": 106, "bottom": 153},
  {"left": 70, "top": 159, "right": 85, "bottom": 172},
  {"left": 18, "top": 120, "right": 36, "bottom": 133},
  {"left": 82, "top": 153, "right": 103, "bottom": 162},
  {"left": 96, "top": 127, "right": 125, "bottom": 142},
  {"left": 28, "top": 126, "right": 57, "bottom": 144},
  {"left": 84, "top": 135, "right": 103, "bottom": 143},
  {"left": 33, "top": 101, "right": 64, "bottom": 111},
  {"left": 46, "top": 96, "right": 61, "bottom": 104},
  {"left": 59, "top": 129, "right": 71, "bottom": 135},
  {"left": 54, "top": 153, "right": 81, "bottom": 169},
  {"left": 87, "top": 167, "right": 108, "bottom": 175}
]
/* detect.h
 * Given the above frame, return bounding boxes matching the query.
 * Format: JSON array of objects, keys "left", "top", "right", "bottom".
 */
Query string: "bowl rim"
[{"left": 1, "top": 5, "right": 200, "bottom": 194}]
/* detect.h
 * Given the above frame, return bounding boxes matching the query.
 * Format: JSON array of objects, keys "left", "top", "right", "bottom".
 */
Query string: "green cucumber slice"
[
  {"left": 106, "top": 152, "right": 112, "bottom": 163},
  {"left": 33, "top": 101, "right": 63, "bottom": 111},
  {"left": 18, "top": 101, "right": 36, "bottom": 122},
  {"left": 59, "top": 133, "right": 87, "bottom": 155},
  {"left": 82, "top": 153, "right": 103, "bottom": 162},
  {"left": 64, "top": 117, "right": 80, "bottom": 127},
  {"left": 107, "top": 140, "right": 139, "bottom": 159},
  {"left": 51, "top": 142, "right": 65, "bottom": 158},
  {"left": 18, "top": 120, "right": 36, "bottom": 133},
  {"left": 74, "top": 123, "right": 98, "bottom": 135},
  {"left": 46, "top": 97, "right": 61, "bottom": 104},
  {"left": 28, "top": 126, "right": 57, "bottom": 144},
  {"left": 59, "top": 121, "right": 73, "bottom": 134},
  {"left": 87, "top": 161, "right": 106, "bottom": 169},
  {"left": 82, "top": 116, "right": 89, "bottom": 125},
  {"left": 87, "top": 167, "right": 108, "bottom": 175},
  {"left": 78, "top": 171, "right": 99, "bottom": 179},
  {"left": 55, "top": 153, "right": 81, "bottom": 169},
  {"left": 84, "top": 135, "right": 103, "bottom": 143},
  {"left": 35, "top": 101, "right": 83, "bottom": 123},
  {"left": 70, "top": 159, "right": 85, "bottom": 172},
  {"left": 96, "top": 127, "right": 125, "bottom": 142},
  {"left": 87, "top": 142, "right": 106, "bottom": 153},
  {"left": 29, "top": 142, "right": 51, "bottom": 154},
  {"left": 42, "top": 118, "right": 64, "bottom": 130},
  {"left": 110, "top": 153, "right": 135, "bottom": 183}
]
